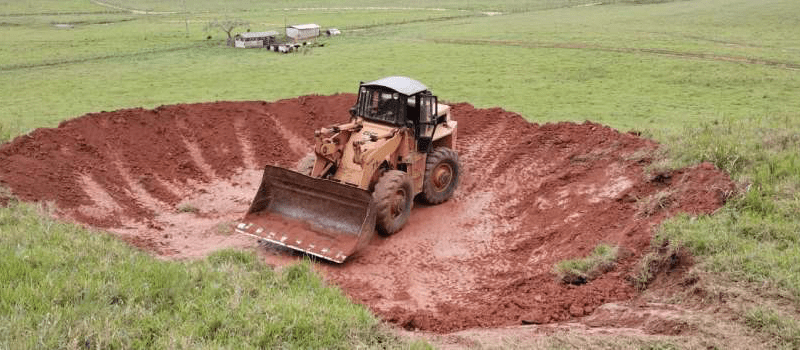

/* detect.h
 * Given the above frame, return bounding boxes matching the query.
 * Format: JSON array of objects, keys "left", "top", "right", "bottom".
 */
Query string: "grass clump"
[
  {"left": 0, "top": 186, "right": 12, "bottom": 207},
  {"left": 636, "top": 189, "right": 675, "bottom": 217},
  {"left": 0, "top": 121, "right": 20, "bottom": 143},
  {"left": 214, "top": 221, "right": 235, "bottom": 235},
  {"left": 630, "top": 239, "right": 686, "bottom": 290},
  {"left": 0, "top": 202, "right": 408, "bottom": 349},
  {"left": 553, "top": 243, "right": 619, "bottom": 285},
  {"left": 744, "top": 307, "right": 800, "bottom": 348},
  {"left": 176, "top": 203, "right": 199, "bottom": 213}
]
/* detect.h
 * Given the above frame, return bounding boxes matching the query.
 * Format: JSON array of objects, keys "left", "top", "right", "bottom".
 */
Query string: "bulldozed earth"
[{"left": 0, "top": 95, "right": 734, "bottom": 334}]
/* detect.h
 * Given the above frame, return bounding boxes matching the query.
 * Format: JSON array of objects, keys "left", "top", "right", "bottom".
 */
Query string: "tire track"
[
  {"left": 0, "top": 45, "right": 196, "bottom": 72},
  {"left": 89, "top": 0, "right": 178, "bottom": 15},
  {"left": 429, "top": 38, "right": 800, "bottom": 70}
]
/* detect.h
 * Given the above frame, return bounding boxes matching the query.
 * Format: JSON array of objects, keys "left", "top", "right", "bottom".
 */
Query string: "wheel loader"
[{"left": 235, "top": 76, "right": 460, "bottom": 263}]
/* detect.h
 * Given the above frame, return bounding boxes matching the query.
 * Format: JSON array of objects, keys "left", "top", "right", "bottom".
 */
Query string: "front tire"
[
  {"left": 421, "top": 147, "right": 460, "bottom": 204},
  {"left": 374, "top": 170, "right": 413, "bottom": 236}
]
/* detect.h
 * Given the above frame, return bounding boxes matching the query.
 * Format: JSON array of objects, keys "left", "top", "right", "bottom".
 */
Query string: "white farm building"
[
  {"left": 234, "top": 31, "right": 278, "bottom": 48},
  {"left": 286, "top": 24, "right": 320, "bottom": 42}
]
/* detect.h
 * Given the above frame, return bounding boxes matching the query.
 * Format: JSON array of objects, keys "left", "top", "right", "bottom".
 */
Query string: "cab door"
[{"left": 416, "top": 94, "right": 437, "bottom": 152}]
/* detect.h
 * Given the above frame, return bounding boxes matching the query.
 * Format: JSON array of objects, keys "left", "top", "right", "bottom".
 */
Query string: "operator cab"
[{"left": 352, "top": 76, "right": 440, "bottom": 152}]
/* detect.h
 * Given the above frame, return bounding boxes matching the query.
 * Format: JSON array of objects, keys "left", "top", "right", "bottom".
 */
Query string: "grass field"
[{"left": 2, "top": 0, "right": 800, "bottom": 347}]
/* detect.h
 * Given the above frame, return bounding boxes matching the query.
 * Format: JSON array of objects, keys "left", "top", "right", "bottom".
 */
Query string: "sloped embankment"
[{"left": 0, "top": 94, "right": 734, "bottom": 332}]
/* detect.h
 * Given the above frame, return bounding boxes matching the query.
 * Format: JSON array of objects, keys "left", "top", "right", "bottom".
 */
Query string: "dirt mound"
[{"left": 0, "top": 95, "right": 734, "bottom": 332}]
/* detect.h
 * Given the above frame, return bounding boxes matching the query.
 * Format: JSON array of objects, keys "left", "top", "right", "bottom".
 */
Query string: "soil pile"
[{"left": 0, "top": 95, "right": 734, "bottom": 332}]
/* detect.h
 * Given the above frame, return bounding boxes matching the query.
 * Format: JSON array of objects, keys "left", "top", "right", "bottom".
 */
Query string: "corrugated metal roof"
[
  {"left": 363, "top": 76, "right": 428, "bottom": 96},
  {"left": 239, "top": 31, "right": 278, "bottom": 38},
  {"left": 289, "top": 24, "right": 320, "bottom": 30}
]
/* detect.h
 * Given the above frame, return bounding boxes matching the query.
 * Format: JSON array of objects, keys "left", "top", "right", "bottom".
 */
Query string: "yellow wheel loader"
[{"left": 235, "top": 77, "right": 459, "bottom": 263}]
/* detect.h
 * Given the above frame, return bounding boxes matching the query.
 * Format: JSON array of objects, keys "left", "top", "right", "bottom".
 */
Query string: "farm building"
[
  {"left": 286, "top": 24, "right": 320, "bottom": 42},
  {"left": 234, "top": 31, "right": 278, "bottom": 48}
]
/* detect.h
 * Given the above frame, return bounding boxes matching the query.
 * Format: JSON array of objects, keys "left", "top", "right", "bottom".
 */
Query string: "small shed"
[
  {"left": 286, "top": 24, "right": 320, "bottom": 42},
  {"left": 234, "top": 31, "right": 278, "bottom": 48}
]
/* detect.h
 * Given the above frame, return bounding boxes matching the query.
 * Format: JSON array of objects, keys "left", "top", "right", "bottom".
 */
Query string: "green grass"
[
  {"left": 650, "top": 113, "right": 800, "bottom": 295},
  {"left": 3, "top": 39, "right": 798, "bottom": 134},
  {"left": 553, "top": 244, "right": 619, "bottom": 284},
  {"left": 410, "top": 0, "right": 800, "bottom": 64},
  {"left": 630, "top": 240, "right": 685, "bottom": 290},
  {"left": 0, "top": 121, "right": 15, "bottom": 143},
  {"left": 95, "top": 0, "right": 612, "bottom": 13},
  {"left": 3, "top": 0, "right": 800, "bottom": 346},
  {"left": 0, "top": 203, "right": 414, "bottom": 349},
  {"left": 0, "top": 0, "right": 108, "bottom": 15},
  {"left": 744, "top": 307, "right": 800, "bottom": 349},
  {"left": 644, "top": 111, "right": 800, "bottom": 342}
]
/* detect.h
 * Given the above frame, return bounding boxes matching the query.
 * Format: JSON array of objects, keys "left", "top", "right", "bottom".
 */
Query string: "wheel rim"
[
  {"left": 431, "top": 163, "right": 453, "bottom": 193},
  {"left": 391, "top": 189, "right": 407, "bottom": 218}
]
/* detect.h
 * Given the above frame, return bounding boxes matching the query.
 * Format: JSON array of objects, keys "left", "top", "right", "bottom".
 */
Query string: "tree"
[{"left": 205, "top": 18, "right": 250, "bottom": 46}]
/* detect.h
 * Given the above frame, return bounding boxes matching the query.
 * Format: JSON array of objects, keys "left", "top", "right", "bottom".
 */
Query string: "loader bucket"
[{"left": 236, "top": 165, "right": 376, "bottom": 263}]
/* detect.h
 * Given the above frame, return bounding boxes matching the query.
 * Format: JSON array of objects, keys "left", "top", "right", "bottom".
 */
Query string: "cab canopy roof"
[{"left": 362, "top": 76, "right": 428, "bottom": 96}]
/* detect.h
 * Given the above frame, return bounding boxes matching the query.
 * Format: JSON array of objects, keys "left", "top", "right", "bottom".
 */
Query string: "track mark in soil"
[
  {"left": 232, "top": 117, "right": 258, "bottom": 169},
  {"left": 182, "top": 138, "right": 217, "bottom": 179},
  {"left": 265, "top": 112, "right": 312, "bottom": 157},
  {"left": 74, "top": 174, "right": 124, "bottom": 226},
  {"left": 112, "top": 159, "right": 175, "bottom": 210},
  {"left": 0, "top": 95, "right": 735, "bottom": 333}
]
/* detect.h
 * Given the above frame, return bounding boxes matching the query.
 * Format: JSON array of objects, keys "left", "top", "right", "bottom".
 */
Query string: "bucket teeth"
[
  {"left": 235, "top": 221, "right": 350, "bottom": 263},
  {"left": 237, "top": 165, "right": 377, "bottom": 264}
]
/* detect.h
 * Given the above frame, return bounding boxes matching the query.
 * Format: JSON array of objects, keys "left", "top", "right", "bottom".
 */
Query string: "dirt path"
[
  {"left": 0, "top": 45, "right": 196, "bottom": 72},
  {"left": 89, "top": 0, "right": 177, "bottom": 15},
  {"left": 0, "top": 95, "right": 734, "bottom": 333},
  {"left": 429, "top": 38, "right": 800, "bottom": 71}
]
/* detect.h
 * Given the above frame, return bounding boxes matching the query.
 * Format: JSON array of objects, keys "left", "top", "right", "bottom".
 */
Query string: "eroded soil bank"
[{"left": 0, "top": 95, "right": 734, "bottom": 332}]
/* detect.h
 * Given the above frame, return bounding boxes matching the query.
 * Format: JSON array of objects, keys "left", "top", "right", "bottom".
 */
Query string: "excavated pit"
[{"left": 0, "top": 94, "right": 734, "bottom": 333}]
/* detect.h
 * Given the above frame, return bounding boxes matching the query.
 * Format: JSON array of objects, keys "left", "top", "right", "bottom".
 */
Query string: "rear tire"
[
  {"left": 421, "top": 147, "right": 460, "bottom": 204},
  {"left": 374, "top": 170, "right": 413, "bottom": 236},
  {"left": 296, "top": 152, "right": 315, "bottom": 176}
]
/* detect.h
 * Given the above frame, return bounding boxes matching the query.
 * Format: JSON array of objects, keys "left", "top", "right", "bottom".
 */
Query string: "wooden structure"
[{"left": 234, "top": 31, "right": 278, "bottom": 48}]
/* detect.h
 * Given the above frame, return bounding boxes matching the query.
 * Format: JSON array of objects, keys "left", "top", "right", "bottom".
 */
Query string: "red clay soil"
[{"left": 0, "top": 94, "right": 734, "bottom": 333}]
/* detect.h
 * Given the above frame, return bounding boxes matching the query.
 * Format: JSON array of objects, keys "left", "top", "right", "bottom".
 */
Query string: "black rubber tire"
[
  {"left": 296, "top": 152, "right": 315, "bottom": 176},
  {"left": 421, "top": 147, "right": 460, "bottom": 204},
  {"left": 373, "top": 170, "right": 413, "bottom": 236}
]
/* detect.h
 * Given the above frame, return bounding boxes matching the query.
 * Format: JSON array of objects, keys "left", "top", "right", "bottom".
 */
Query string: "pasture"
[{"left": 1, "top": 0, "right": 799, "bottom": 348}]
